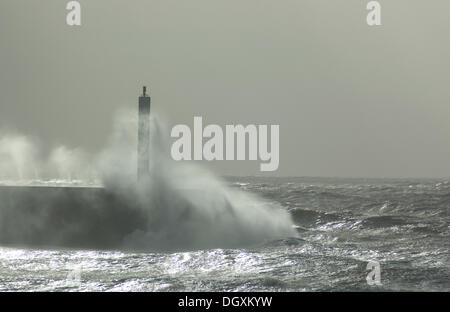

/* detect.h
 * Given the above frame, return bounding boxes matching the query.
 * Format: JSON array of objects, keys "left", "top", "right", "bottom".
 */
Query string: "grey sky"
[{"left": 1, "top": 0, "right": 449, "bottom": 178}]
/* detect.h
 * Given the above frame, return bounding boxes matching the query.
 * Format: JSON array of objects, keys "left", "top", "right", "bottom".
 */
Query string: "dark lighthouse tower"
[{"left": 138, "top": 86, "right": 151, "bottom": 180}]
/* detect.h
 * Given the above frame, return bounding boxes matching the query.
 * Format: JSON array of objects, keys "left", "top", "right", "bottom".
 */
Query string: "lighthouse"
[{"left": 138, "top": 86, "right": 151, "bottom": 180}]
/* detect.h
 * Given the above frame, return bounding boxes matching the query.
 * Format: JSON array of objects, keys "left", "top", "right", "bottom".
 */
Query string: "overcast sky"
[{"left": 1, "top": 0, "right": 449, "bottom": 178}]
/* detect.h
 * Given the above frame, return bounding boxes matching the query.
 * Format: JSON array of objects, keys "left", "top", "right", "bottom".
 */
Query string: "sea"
[{"left": 0, "top": 177, "right": 448, "bottom": 292}]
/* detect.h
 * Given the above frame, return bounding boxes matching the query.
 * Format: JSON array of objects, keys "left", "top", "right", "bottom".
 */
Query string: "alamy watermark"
[
  {"left": 171, "top": 117, "right": 279, "bottom": 172},
  {"left": 66, "top": 1, "right": 81, "bottom": 26},
  {"left": 65, "top": 1, "right": 382, "bottom": 27},
  {"left": 367, "top": 1, "right": 382, "bottom": 26},
  {"left": 366, "top": 261, "right": 382, "bottom": 286},
  {"left": 66, "top": 265, "right": 82, "bottom": 286}
]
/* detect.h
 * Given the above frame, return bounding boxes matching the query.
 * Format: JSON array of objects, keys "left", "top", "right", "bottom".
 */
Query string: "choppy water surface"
[{"left": 0, "top": 177, "right": 449, "bottom": 291}]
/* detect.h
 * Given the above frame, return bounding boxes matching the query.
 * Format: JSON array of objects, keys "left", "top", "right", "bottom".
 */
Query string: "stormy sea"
[
  {"left": 0, "top": 177, "right": 448, "bottom": 292},
  {"left": 0, "top": 113, "right": 448, "bottom": 291}
]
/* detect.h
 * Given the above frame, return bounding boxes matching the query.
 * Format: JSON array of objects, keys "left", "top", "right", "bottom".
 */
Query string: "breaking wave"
[{"left": 0, "top": 110, "right": 296, "bottom": 251}]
